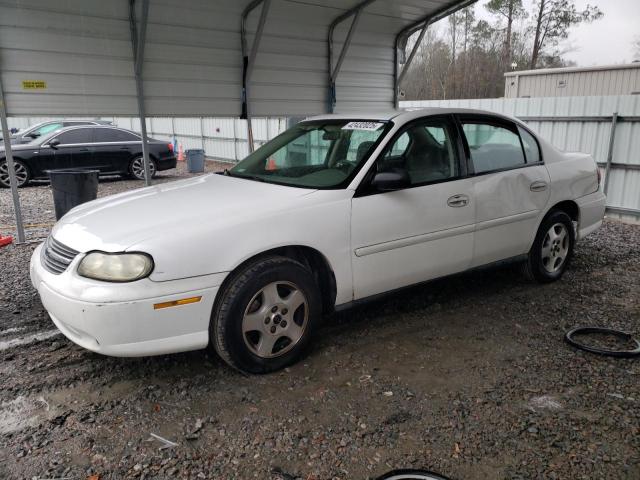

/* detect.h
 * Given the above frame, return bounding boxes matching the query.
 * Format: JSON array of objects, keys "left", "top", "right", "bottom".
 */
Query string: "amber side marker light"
[{"left": 154, "top": 296, "right": 202, "bottom": 310}]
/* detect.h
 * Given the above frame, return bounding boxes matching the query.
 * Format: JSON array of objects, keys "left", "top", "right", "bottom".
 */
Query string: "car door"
[
  {"left": 457, "top": 115, "right": 551, "bottom": 267},
  {"left": 92, "top": 128, "right": 140, "bottom": 173},
  {"left": 350, "top": 116, "right": 475, "bottom": 300},
  {"left": 46, "top": 127, "right": 95, "bottom": 170}
]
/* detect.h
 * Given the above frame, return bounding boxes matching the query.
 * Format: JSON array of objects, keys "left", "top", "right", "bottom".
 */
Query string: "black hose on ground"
[
  {"left": 565, "top": 326, "right": 640, "bottom": 358},
  {"left": 376, "top": 470, "right": 454, "bottom": 480}
]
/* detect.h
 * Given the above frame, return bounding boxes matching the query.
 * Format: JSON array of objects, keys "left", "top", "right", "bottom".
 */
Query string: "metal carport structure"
[{"left": 0, "top": 0, "right": 475, "bottom": 242}]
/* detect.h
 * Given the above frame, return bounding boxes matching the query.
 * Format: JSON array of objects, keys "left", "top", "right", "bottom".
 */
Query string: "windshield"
[{"left": 229, "top": 120, "right": 389, "bottom": 188}]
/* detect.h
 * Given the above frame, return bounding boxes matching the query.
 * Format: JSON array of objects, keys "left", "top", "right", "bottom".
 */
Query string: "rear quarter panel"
[{"left": 540, "top": 138, "right": 604, "bottom": 238}]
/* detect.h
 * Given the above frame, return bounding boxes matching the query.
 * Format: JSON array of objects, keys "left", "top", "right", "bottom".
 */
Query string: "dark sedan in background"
[{"left": 0, "top": 125, "right": 176, "bottom": 187}]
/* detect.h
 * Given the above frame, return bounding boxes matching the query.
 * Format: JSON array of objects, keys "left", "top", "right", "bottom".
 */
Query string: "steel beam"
[
  {"left": 606, "top": 206, "right": 640, "bottom": 218},
  {"left": 396, "top": 22, "right": 427, "bottom": 87},
  {"left": 603, "top": 112, "right": 618, "bottom": 196},
  {"left": 327, "top": 0, "right": 376, "bottom": 113},
  {"left": 394, "top": 0, "right": 478, "bottom": 107},
  {"left": 241, "top": 0, "right": 271, "bottom": 153},
  {"left": 0, "top": 75, "right": 26, "bottom": 243},
  {"left": 129, "top": 0, "right": 152, "bottom": 186}
]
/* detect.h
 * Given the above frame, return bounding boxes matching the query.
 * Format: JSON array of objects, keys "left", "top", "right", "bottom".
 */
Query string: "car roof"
[
  {"left": 36, "top": 124, "right": 140, "bottom": 143},
  {"left": 304, "top": 107, "right": 522, "bottom": 125}
]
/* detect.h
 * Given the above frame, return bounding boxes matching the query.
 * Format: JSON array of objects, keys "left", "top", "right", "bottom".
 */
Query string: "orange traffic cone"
[
  {"left": 177, "top": 143, "right": 185, "bottom": 162},
  {"left": 266, "top": 157, "right": 277, "bottom": 171}
]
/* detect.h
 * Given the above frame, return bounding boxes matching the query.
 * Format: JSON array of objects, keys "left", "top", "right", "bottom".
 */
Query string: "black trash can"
[{"left": 48, "top": 169, "right": 99, "bottom": 220}]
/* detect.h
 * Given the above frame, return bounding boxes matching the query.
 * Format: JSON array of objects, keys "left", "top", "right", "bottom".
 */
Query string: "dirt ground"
[{"left": 1, "top": 163, "right": 639, "bottom": 480}]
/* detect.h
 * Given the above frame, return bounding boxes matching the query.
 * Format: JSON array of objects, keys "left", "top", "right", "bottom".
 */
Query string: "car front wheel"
[
  {"left": 524, "top": 210, "right": 575, "bottom": 283},
  {"left": 211, "top": 256, "right": 321, "bottom": 374},
  {"left": 129, "top": 157, "right": 156, "bottom": 180},
  {"left": 0, "top": 159, "right": 30, "bottom": 188}
]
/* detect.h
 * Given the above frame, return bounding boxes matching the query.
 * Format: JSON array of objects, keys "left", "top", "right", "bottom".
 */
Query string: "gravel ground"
[{"left": 1, "top": 170, "right": 639, "bottom": 479}]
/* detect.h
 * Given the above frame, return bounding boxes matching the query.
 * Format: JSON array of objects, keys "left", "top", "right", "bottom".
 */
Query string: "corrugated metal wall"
[
  {"left": 401, "top": 95, "right": 640, "bottom": 222},
  {"left": 505, "top": 65, "right": 640, "bottom": 98},
  {"left": 0, "top": 0, "right": 454, "bottom": 116}
]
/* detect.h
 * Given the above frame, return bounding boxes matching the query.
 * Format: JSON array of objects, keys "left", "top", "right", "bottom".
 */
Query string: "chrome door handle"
[
  {"left": 530, "top": 181, "right": 548, "bottom": 192},
  {"left": 447, "top": 194, "right": 469, "bottom": 207}
]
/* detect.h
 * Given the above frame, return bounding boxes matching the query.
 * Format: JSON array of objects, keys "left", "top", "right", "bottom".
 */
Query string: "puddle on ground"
[
  {"left": 0, "top": 329, "right": 60, "bottom": 352},
  {"left": 0, "top": 380, "right": 141, "bottom": 434},
  {"left": 0, "top": 396, "right": 61, "bottom": 434}
]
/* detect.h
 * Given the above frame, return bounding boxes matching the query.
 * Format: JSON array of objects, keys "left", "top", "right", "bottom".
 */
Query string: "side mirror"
[
  {"left": 48, "top": 138, "right": 60, "bottom": 149},
  {"left": 26, "top": 132, "right": 40, "bottom": 139},
  {"left": 371, "top": 169, "right": 410, "bottom": 192}
]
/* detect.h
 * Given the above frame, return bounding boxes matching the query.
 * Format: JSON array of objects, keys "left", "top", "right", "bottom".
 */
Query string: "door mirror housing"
[
  {"left": 48, "top": 138, "right": 61, "bottom": 149},
  {"left": 26, "top": 132, "right": 40, "bottom": 139},
  {"left": 371, "top": 169, "right": 410, "bottom": 192}
]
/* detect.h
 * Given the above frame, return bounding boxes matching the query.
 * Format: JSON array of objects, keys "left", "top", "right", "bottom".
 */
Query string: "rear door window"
[
  {"left": 461, "top": 121, "right": 525, "bottom": 174},
  {"left": 94, "top": 128, "right": 139, "bottom": 143}
]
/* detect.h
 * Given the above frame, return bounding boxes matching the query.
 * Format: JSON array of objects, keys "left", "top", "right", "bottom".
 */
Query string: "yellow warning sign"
[{"left": 22, "top": 80, "right": 47, "bottom": 90}]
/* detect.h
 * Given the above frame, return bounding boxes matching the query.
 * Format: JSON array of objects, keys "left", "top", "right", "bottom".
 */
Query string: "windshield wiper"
[{"left": 224, "top": 170, "right": 266, "bottom": 183}]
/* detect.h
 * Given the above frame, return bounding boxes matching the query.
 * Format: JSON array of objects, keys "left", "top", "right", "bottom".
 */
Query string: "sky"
[{"left": 473, "top": 0, "right": 640, "bottom": 67}]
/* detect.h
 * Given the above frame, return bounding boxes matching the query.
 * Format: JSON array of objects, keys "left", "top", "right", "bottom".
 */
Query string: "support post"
[
  {"left": 396, "top": 22, "right": 427, "bottom": 87},
  {"left": 241, "top": 0, "right": 271, "bottom": 153},
  {"left": 200, "top": 116, "right": 206, "bottom": 151},
  {"left": 603, "top": 112, "right": 618, "bottom": 196},
  {"left": 0, "top": 75, "right": 26, "bottom": 243},
  {"left": 327, "top": 0, "right": 376, "bottom": 113},
  {"left": 129, "top": 0, "right": 152, "bottom": 186}
]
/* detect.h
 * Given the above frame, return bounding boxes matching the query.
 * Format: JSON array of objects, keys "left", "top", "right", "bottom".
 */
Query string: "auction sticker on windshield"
[{"left": 342, "top": 121, "right": 384, "bottom": 131}]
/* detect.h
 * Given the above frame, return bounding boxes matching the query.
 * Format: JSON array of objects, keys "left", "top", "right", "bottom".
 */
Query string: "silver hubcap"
[
  {"left": 242, "top": 281, "right": 308, "bottom": 359},
  {"left": 541, "top": 223, "right": 569, "bottom": 273},
  {"left": 0, "top": 161, "right": 27, "bottom": 187},
  {"left": 131, "top": 158, "right": 155, "bottom": 180}
]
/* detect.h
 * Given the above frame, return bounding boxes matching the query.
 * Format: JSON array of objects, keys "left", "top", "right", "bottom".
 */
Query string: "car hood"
[{"left": 52, "top": 173, "right": 318, "bottom": 252}]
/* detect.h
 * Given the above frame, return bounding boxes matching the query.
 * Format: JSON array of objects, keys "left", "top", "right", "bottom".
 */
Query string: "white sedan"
[{"left": 30, "top": 109, "right": 606, "bottom": 373}]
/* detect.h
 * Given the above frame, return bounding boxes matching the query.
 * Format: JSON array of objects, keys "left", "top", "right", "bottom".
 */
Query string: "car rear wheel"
[
  {"left": 524, "top": 210, "right": 575, "bottom": 283},
  {"left": 129, "top": 157, "right": 156, "bottom": 180},
  {"left": 0, "top": 159, "right": 30, "bottom": 188},
  {"left": 211, "top": 256, "right": 321, "bottom": 374}
]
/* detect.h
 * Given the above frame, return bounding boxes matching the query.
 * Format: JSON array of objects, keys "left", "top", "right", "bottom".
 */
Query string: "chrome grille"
[{"left": 41, "top": 236, "right": 79, "bottom": 274}]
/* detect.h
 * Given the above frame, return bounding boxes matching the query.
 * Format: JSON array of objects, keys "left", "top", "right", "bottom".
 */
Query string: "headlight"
[{"left": 78, "top": 252, "right": 154, "bottom": 282}]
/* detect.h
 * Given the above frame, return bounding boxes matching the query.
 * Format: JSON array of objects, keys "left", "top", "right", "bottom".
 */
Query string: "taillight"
[{"left": 168, "top": 143, "right": 174, "bottom": 153}]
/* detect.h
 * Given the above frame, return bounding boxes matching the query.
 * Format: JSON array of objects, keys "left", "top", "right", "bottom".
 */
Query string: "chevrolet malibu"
[{"left": 30, "top": 109, "right": 606, "bottom": 373}]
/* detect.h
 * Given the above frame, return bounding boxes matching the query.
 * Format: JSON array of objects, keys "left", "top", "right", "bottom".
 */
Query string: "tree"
[
  {"left": 485, "top": 0, "right": 524, "bottom": 66},
  {"left": 529, "top": 0, "right": 603, "bottom": 69}
]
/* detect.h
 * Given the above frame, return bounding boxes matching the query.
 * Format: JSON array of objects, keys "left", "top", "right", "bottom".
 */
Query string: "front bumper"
[{"left": 30, "top": 243, "right": 225, "bottom": 357}]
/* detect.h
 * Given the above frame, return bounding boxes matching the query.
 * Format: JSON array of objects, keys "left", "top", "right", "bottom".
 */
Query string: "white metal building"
[{"left": 504, "top": 63, "right": 640, "bottom": 98}]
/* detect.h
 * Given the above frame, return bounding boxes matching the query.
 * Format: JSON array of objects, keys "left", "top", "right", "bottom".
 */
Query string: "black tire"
[
  {"left": 0, "top": 159, "right": 31, "bottom": 188},
  {"left": 211, "top": 255, "right": 322, "bottom": 374},
  {"left": 128, "top": 156, "right": 157, "bottom": 180},
  {"left": 524, "top": 209, "right": 575, "bottom": 283}
]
